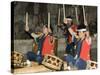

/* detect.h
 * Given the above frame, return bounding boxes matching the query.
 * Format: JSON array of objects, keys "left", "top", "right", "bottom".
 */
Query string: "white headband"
[
  {"left": 77, "top": 29, "right": 87, "bottom": 32},
  {"left": 66, "top": 18, "right": 72, "bottom": 21}
]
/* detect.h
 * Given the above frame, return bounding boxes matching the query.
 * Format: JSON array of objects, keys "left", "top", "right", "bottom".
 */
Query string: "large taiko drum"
[
  {"left": 42, "top": 54, "right": 63, "bottom": 71},
  {"left": 11, "top": 51, "right": 27, "bottom": 68}
]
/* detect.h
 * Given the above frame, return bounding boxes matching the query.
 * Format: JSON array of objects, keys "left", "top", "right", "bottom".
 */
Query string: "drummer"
[
  {"left": 58, "top": 16, "right": 77, "bottom": 57},
  {"left": 64, "top": 24, "right": 91, "bottom": 70},
  {"left": 25, "top": 24, "right": 55, "bottom": 64}
]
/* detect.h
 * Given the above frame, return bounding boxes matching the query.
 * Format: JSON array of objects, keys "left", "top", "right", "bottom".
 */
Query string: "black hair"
[
  {"left": 77, "top": 24, "right": 86, "bottom": 30},
  {"left": 63, "top": 16, "right": 73, "bottom": 25},
  {"left": 44, "top": 24, "right": 53, "bottom": 32},
  {"left": 66, "top": 16, "right": 73, "bottom": 19},
  {"left": 44, "top": 24, "right": 48, "bottom": 28}
]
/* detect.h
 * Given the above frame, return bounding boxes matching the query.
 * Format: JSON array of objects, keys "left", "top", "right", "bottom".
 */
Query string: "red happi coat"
[
  {"left": 80, "top": 38, "right": 91, "bottom": 61},
  {"left": 42, "top": 35, "right": 54, "bottom": 56}
]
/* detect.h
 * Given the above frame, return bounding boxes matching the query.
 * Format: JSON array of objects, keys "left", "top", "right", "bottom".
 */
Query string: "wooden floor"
[
  {"left": 13, "top": 62, "right": 52, "bottom": 74},
  {"left": 12, "top": 61, "right": 97, "bottom": 74}
]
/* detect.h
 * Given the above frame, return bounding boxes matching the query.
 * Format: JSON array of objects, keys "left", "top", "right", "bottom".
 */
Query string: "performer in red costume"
[
  {"left": 64, "top": 24, "right": 91, "bottom": 70},
  {"left": 59, "top": 16, "right": 77, "bottom": 56},
  {"left": 42, "top": 34, "right": 55, "bottom": 56},
  {"left": 25, "top": 24, "right": 55, "bottom": 64}
]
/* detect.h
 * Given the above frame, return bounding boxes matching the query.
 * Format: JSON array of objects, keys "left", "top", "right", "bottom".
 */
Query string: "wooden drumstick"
[
  {"left": 48, "top": 12, "right": 52, "bottom": 33},
  {"left": 63, "top": 4, "right": 65, "bottom": 20},
  {"left": 25, "top": 12, "right": 29, "bottom": 31},
  {"left": 75, "top": 6, "right": 79, "bottom": 25},
  {"left": 83, "top": 6, "right": 88, "bottom": 26},
  {"left": 58, "top": 8, "right": 60, "bottom": 26},
  {"left": 26, "top": 12, "right": 28, "bottom": 27},
  {"left": 48, "top": 12, "right": 50, "bottom": 28}
]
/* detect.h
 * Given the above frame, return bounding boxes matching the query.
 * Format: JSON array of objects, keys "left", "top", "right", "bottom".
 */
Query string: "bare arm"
[
  {"left": 85, "top": 31, "right": 91, "bottom": 45},
  {"left": 31, "top": 32, "right": 43, "bottom": 38},
  {"left": 25, "top": 25, "right": 43, "bottom": 38},
  {"left": 68, "top": 28, "right": 79, "bottom": 38}
]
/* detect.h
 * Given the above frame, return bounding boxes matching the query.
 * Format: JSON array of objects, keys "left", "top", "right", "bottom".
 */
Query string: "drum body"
[
  {"left": 11, "top": 51, "right": 27, "bottom": 68},
  {"left": 42, "top": 54, "right": 63, "bottom": 70}
]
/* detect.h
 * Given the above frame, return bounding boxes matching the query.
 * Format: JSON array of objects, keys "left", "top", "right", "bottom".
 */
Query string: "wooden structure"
[{"left": 11, "top": 51, "right": 27, "bottom": 68}]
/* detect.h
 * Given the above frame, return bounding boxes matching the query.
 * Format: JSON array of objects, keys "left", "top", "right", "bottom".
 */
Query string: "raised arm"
[
  {"left": 25, "top": 12, "right": 43, "bottom": 38},
  {"left": 68, "top": 27, "right": 78, "bottom": 38},
  {"left": 63, "top": 18, "right": 79, "bottom": 38}
]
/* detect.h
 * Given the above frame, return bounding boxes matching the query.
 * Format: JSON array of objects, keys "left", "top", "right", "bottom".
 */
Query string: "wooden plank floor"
[{"left": 13, "top": 62, "right": 52, "bottom": 74}]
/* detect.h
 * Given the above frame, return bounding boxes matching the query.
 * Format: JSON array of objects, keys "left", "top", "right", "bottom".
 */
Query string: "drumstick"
[
  {"left": 63, "top": 4, "right": 65, "bottom": 20},
  {"left": 26, "top": 12, "right": 28, "bottom": 27},
  {"left": 58, "top": 8, "right": 60, "bottom": 26},
  {"left": 75, "top": 6, "right": 79, "bottom": 25},
  {"left": 48, "top": 12, "right": 50, "bottom": 28},
  {"left": 25, "top": 12, "right": 30, "bottom": 31},
  {"left": 83, "top": 6, "right": 88, "bottom": 26}
]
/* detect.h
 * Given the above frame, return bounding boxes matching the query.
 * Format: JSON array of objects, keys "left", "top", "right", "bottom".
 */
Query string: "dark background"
[{"left": 12, "top": 1, "right": 97, "bottom": 39}]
